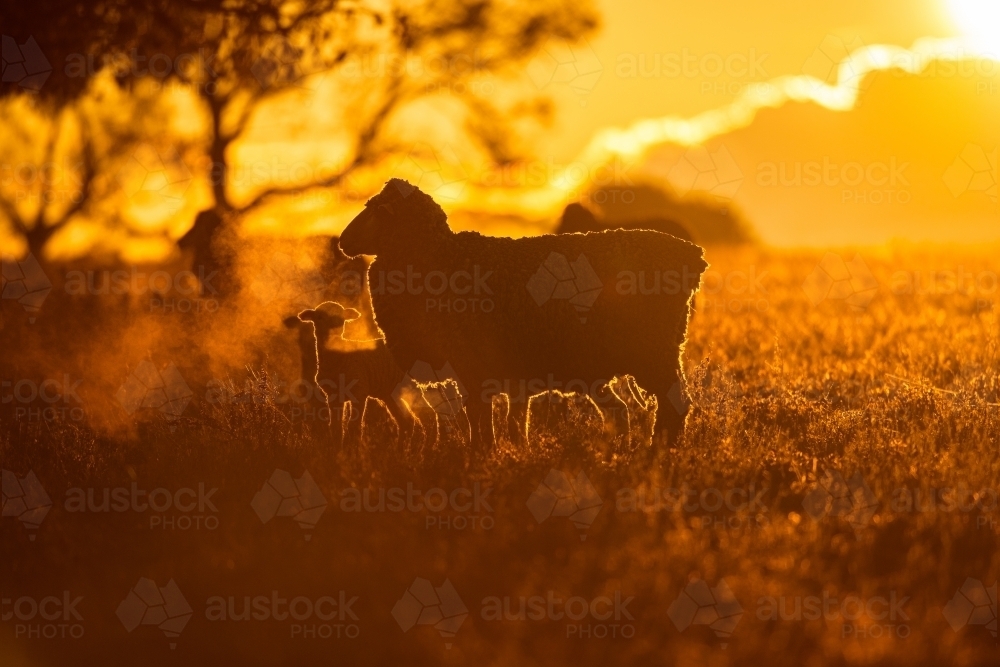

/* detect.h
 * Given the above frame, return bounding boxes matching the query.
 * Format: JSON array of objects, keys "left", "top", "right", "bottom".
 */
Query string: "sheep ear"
[
  {"left": 297, "top": 309, "right": 317, "bottom": 323},
  {"left": 342, "top": 308, "right": 361, "bottom": 322},
  {"left": 283, "top": 315, "right": 302, "bottom": 328}
]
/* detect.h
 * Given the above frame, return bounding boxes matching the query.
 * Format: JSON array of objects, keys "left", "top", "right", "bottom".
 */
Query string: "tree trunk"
[
  {"left": 23, "top": 220, "right": 57, "bottom": 261},
  {"left": 178, "top": 98, "right": 236, "bottom": 296}
]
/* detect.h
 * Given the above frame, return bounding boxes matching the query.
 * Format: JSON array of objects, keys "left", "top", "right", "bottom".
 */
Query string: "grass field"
[{"left": 2, "top": 244, "right": 998, "bottom": 666}]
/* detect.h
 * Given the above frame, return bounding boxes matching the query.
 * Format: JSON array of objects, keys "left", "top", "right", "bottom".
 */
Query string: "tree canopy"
[{"left": 1, "top": 0, "right": 599, "bottom": 261}]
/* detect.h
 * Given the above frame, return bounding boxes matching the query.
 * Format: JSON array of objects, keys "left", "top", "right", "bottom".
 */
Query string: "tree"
[
  {"left": 0, "top": 81, "right": 185, "bottom": 262},
  {"left": 3, "top": 0, "right": 599, "bottom": 285}
]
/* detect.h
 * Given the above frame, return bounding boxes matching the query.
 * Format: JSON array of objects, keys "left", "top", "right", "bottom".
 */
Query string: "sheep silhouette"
[
  {"left": 339, "top": 179, "right": 708, "bottom": 446},
  {"left": 287, "top": 302, "right": 480, "bottom": 455},
  {"left": 556, "top": 202, "right": 693, "bottom": 243},
  {"left": 291, "top": 301, "right": 410, "bottom": 443}
]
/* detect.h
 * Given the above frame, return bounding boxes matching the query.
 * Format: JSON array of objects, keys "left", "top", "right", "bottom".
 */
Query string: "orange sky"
[
  {"left": 500, "top": 0, "right": 999, "bottom": 245},
  {"left": 543, "top": 0, "right": 963, "bottom": 160},
  {"left": 239, "top": 0, "right": 995, "bottom": 247},
  {"left": 3, "top": 0, "right": 999, "bottom": 258}
]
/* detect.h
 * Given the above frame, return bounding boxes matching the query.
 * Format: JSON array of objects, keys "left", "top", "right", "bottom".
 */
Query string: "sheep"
[
  {"left": 556, "top": 201, "right": 694, "bottom": 243},
  {"left": 291, "top": 301, "right": 411, "bottom": 441},
  {"left": 283, "top": 312, "right": 322, "bottom": 393},
  {"left": 338, "top": 178, "right": 709, "bottom": 446},
  {"left": 285, "top": 301, "right": 474, "bottom": 453}
]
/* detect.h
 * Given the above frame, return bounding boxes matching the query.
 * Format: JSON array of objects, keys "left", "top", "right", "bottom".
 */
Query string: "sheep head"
[
  {"left": 558, "top": 202, "right": 601, "bottom": 234},
  {"left": 297, "top": 301, "right": 361, "bottom": 340},
  {"left": 339, "top": 178, "right": 451, "bottom": 257}
]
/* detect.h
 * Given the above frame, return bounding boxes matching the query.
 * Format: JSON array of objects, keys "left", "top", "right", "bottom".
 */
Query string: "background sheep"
[
  {"left": 556, "top": 201, "right": 693, "bottom": 242},
  {"left": 338, "top": 179, "right": 708, "bottom": 446},
  {"left": 583, "top": 183, "right": 757, "bottom": 245}
]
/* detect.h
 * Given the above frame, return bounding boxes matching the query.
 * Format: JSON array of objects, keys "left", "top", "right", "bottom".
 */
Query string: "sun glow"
[{"left": 949, "top": 0, "right": 1000, "bottom": 50}]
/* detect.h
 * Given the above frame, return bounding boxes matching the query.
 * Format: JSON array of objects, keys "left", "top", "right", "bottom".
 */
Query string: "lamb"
[
  {"left": 291, "top": 301, "right": 410, "bottom": 435},
  {"left": 338, "top": 179, "right": 709, "bottom": 445},
  {"left": 283, "top": 312, "right": 322, "bottom": 394},
  {"left": 556, "top": 201, "right": 693, "bottom": 243}
]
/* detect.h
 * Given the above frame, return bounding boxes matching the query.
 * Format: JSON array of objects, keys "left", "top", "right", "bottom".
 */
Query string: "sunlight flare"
[{"left": 948, "top": 0, "right": 1000, "bottom": 50}]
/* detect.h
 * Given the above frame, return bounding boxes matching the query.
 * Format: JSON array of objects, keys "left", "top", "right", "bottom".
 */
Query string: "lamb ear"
[
  {"left": 341, "top": 308, "right": 361, "bottom": 322},
  {"left": 297, "top": 309, "right": 317, "bottom": 323}
]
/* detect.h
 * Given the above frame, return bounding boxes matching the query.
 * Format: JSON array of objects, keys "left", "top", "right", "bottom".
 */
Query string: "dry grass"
[{"left": 1, "top": 244, "right": 998, "bottom": 666}]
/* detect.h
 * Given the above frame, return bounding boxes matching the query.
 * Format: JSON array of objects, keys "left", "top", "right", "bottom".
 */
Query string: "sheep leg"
[
  {"left": 490, "top": 394, "right": 511, "bottom": 450},
  {"left": 385, "top": 398, "right": 416, "bottom": 451},
  {"left": 645, "top": 376, "right": 685, "bottom": 444},
  {"left": 464, "top": 398, "right": 493, "bottom": 458}
]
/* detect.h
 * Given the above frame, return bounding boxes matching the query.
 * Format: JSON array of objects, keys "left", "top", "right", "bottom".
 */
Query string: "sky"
[
  {"left": 498, "top": 0, "right": 1000, "bottom": 245},
  {"left": 544, "top": 0, "right": 963, "bottom": 160},
  {"left": 3, "top": 0, "right": 999, "bottom": 258}
]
